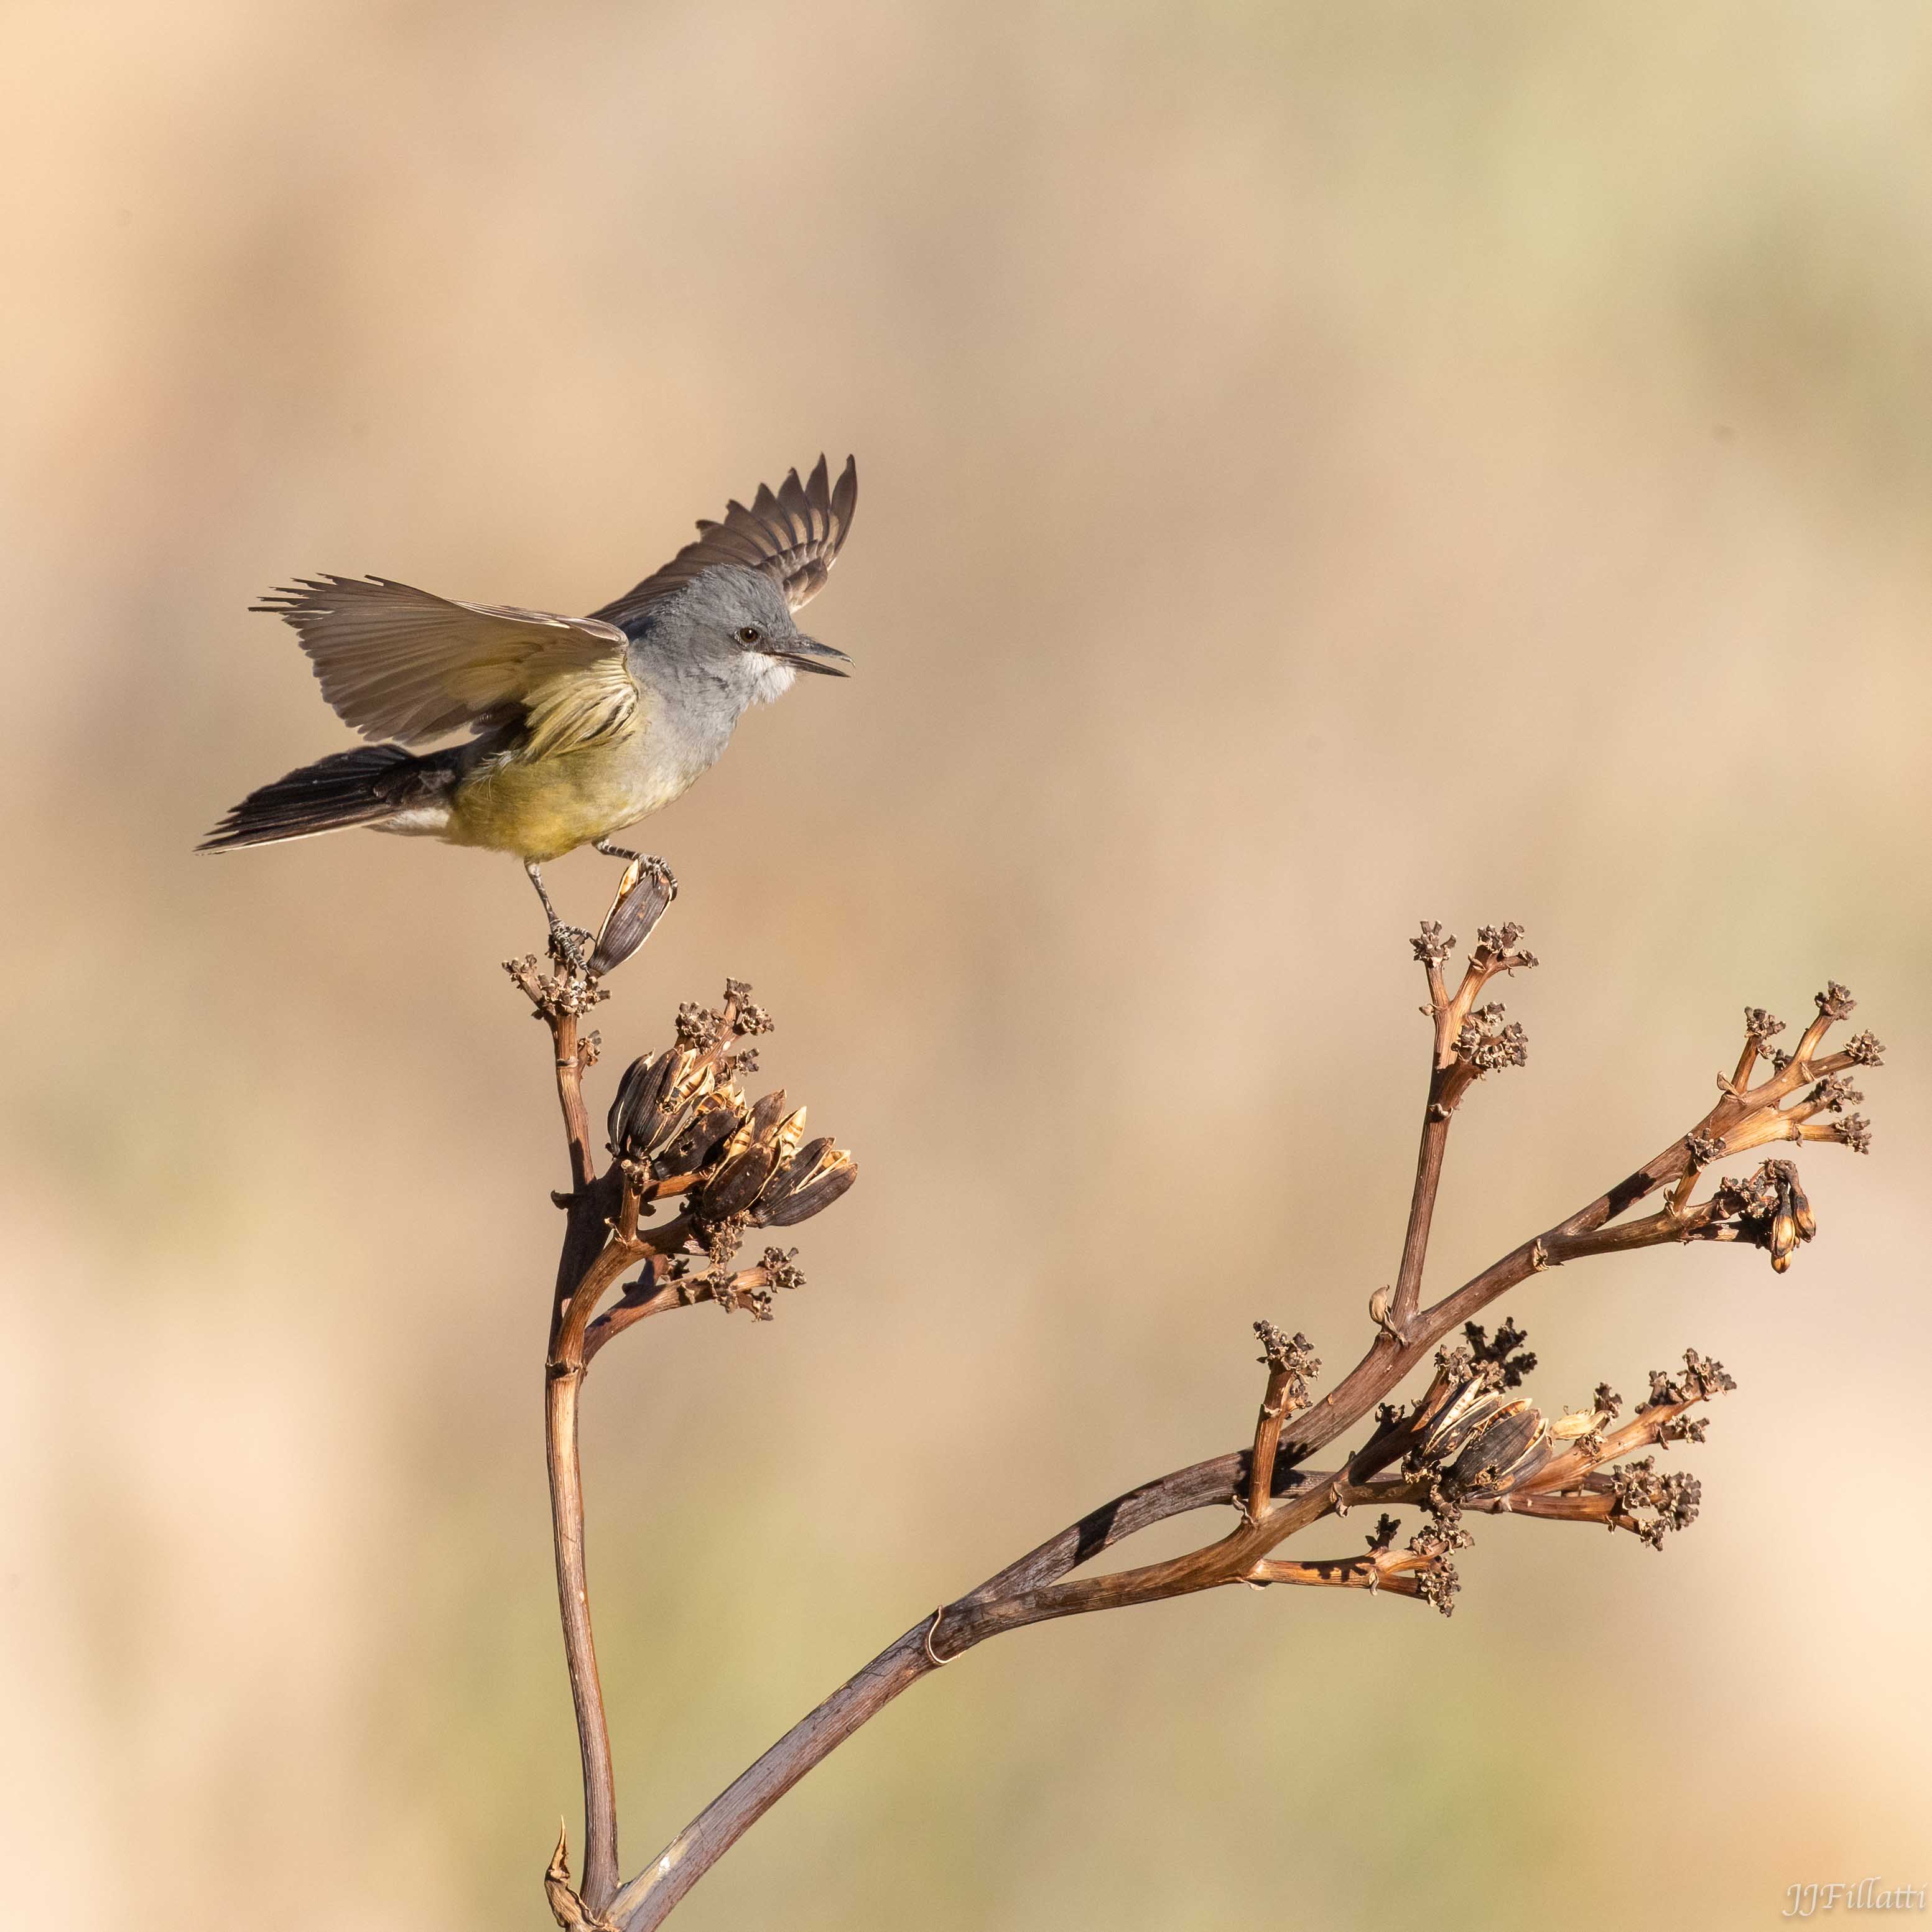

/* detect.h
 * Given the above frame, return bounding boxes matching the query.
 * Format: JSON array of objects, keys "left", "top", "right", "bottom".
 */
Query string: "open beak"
[{"left": 778, "top": 634, "right": 851, "bottom": 677}]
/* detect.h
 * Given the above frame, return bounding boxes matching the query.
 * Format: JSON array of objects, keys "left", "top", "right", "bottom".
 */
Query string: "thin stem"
[
  {"left": 608, "top": 1451, "right": 1333, "bottom": 1932},
  {"left": 1388, "top": 1106, "right": 1450, "bottom": 1331},
  {"left": 610, "top": 1627, "right": 940, "bottom": 1930},
  {"left": 1245, "top": 1555, "right": 1424, "bottom": 1597},
  {"left": 1470, "top": 1487, "right": 1614, "bottom": 1523},
  {"left": 553, "top": 1007, "right": 600, "bottom": 1196},
  {"left": 545, "top": 1220, "right": 653, "bottom": 1915},
  {"left": 585, "top": 1257, "right": 677, "bottom": 1362},
  {"left": 547, "top": 1361, "right": 620, "bottom": 1911},
  {"left": 1246, "top": 1367, "right": 1293, "bottom": 1520},
  {"left": 1271, "top": 1130, "right": 1697, "bottom": 1474},
  {"left": 542, "top": 996, "right": 623, "bottom": 1913},
  {"left": 606, "top": 1465, "right": 1350, "bottom": 1928},
  {"left": 1391, "top": 931, "right": 1534, "bottom": 1334}
]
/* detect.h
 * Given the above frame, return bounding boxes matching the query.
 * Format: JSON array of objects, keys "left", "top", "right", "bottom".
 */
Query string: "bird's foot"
[
  {"left": 546, "top": 923, "right": 597, "bottom": 973},
  {"left": 595, "top": 840, "right": 677, "bottom": 896}
]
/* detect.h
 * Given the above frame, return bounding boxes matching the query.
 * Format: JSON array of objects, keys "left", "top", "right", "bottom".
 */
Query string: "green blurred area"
[{"left": 1, "top": 3, "right": 1928, "bottom": 1926}]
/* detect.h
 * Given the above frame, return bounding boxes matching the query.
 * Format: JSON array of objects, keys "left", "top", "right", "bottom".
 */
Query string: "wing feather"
[
  {"left": 591, "top": 453, "right": 858, "bottom": 628},
  {"left": 253, "top": 575, "right": 639, "bottom": 754}
]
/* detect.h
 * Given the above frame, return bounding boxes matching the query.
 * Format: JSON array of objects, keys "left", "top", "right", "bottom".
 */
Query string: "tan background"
[{"left": 2, "top": 4, "right": 1928, "bottom": 1926}]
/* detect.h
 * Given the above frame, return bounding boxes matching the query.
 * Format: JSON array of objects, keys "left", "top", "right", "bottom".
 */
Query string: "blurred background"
[{"left": 2, "top": 2, "right": 1928, "bottom": 1926}]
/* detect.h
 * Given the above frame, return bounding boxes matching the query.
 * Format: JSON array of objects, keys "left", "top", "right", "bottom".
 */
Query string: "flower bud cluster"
[
  {"left": 1455, "top": 1005, "right": 1528, "bottom": 1079},
  {"left": 1610, "top": 1458, "right": 1703, "bottom": 1549},
  {"left": 1254, "top": 1322, "right": 1321, "bottom": 1407},
  {"left": 1406, "top": 1500, "right": 1474, "bottom": 1617}
]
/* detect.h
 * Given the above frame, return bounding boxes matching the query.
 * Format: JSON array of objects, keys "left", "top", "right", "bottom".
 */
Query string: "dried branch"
[
  {"left": 1245, "top": 1321, "right": 1319, "bottom": 1520},
  {"left": 1387, "top": 922, "right": 1538, "bottom": 1335},
  {"left": 501, "top": 908, "right": 1882, "bottom": 1930},
  {"left": 508, "top": 863, "right": 858, "bottom": 1921}
]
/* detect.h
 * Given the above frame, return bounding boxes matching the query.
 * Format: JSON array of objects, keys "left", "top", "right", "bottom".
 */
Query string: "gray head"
[{"left": 625, "top": 564, "right": 850, "bottom": 712}]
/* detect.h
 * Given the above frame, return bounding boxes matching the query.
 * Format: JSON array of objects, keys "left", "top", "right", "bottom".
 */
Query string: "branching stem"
[{"left": 498, "top": 920, "right": 1879, "bottom": 1930}]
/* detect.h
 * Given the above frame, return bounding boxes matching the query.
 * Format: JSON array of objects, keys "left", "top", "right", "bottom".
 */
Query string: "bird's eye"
[{"left": 736, "top": 625, "right": 763, "bottom": 645}]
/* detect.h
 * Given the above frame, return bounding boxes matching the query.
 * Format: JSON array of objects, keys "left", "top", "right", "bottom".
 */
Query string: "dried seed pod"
[
  {"left": 1550, "top": 1395, "right": 1615, "bottom": 1441},
  {"left": 1789, "top": 1175, "right": 1816, "bottom": 1241},
  {"left": 721, "top": 1090, "right": 791, "bottom": 1164},
  {"left": 653, "top": 1090, "right": 742, "bottom": 1176},
  {"left": 772, "top": 1105, "right": 808, "bottom": 1163},
  {"left": 640, "top": 1056, "right": 718, "bottom": 1159},
  {"left": 1419, "top": 1380, "right": 1512, "bottom": 1467},
  {"left": 697, "top": 1140, "right": 783, "bottom": 1220},
  {"left": 588, "top": 860, "right": 676, "bottom": 977},
  {"left": 608, "top": 1048, "right": 676, "bottom": 1154},
  {"left": 753, "top": 1138, "right": 858, "bottom": 1227},
  {"left": 758, "top": 1135, "right": 831, "bottom": 1204},
  {"left": 1449, "top": 1403, "right": 1551, "bottom": 1495},
  {"left": 662, "top": 1048, "right": 716, "bottom": 1108},
  {"left": 1768, "top": 1208, "right": 1799, "bottom": 1272}
]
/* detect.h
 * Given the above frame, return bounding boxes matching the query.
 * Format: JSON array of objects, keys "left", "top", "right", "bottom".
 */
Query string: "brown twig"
[
  {"left": 511, "top": 942, "right": 626, "bottom": 1912},
  {"left": 1387, "top": 922, "right": 1538, "bottom": 1335},
  {"left": 1244, "top": 1321, "right": 1318, "bottom": 1520}
]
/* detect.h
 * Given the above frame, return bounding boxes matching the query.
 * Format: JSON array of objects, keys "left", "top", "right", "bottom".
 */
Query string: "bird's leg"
[
  {"left": 593, "top": 838, "right": 677, "bottom": 895},
  {"left": 524, "top": 861, "right": 593, "bottom": 968},
  {"left": 524, "top": 858, "right": 565, "bottom": 926}
]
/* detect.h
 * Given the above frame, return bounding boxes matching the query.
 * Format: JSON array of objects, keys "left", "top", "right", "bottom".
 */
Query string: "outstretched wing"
[
  {"left": 590, "top": 453, "right": 858, "bottom": 630},
  {"left": 254, "top": 576, "right": 641, "bottom": 756}
]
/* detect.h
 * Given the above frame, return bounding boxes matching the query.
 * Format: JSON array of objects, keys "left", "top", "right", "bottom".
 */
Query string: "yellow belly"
[{"left": 444, "top": 741, "right": 687, "bottom": 862}]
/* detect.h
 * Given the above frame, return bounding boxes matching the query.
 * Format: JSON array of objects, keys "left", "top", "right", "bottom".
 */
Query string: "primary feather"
[{"left": 592, "top": 453, "right": 858, "bottom": 628}]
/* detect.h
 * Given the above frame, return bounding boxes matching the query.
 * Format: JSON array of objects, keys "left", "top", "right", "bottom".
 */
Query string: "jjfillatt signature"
[{"left": 1784, "top": 1880, "right": 1927, "bottom": 1918}]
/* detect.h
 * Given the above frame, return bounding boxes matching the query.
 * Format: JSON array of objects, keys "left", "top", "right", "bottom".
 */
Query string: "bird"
[{"left": 201, "top": 454, "right": 858, "bottom": 949}]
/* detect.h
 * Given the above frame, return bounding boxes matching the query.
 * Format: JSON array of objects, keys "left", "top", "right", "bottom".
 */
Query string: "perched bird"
[{"left": 202, "top": 455, "right": 858, "bottom": 944}]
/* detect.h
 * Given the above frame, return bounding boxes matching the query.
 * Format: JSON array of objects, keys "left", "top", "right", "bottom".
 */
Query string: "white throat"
[{"left": 744, "top": 654, "right": 799, "bottom": 707}]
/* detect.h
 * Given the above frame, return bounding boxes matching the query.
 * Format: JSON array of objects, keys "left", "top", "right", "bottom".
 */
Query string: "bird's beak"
[{"left": 778, "top": 634, "right": 851, "bottom": 677}]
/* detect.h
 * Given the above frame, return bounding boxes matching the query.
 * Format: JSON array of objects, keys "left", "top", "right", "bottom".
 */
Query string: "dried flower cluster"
[
  {"left": 1347, "top": 1332, "right": 1739, "bottom": 1601},
  {"left": 592, "top": 978, "right": 855, "bottom": 1325},
  {"left": 1413, "top": 919, "right": 1538, "bottom": 1117},
  {"left": 508, "top": 883, "right": 858, "bottom": 1354}
]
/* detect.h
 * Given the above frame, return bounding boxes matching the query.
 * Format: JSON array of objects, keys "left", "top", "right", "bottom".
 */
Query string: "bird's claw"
[
  {"left": 600, "top": 845, "right": 678, "bottom": 897},
  {"left": 547, "top": 923, "right": 596, "bottom": 972}
]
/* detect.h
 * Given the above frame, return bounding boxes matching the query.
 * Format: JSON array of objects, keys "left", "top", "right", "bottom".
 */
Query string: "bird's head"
[{"left": 634, "top": 565, "right": 850, "bottom": 709}]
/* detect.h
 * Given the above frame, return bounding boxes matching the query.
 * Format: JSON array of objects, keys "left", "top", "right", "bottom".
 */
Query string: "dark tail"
[{"left": 199, "top": 744, "right": 440, "bottom": 851}]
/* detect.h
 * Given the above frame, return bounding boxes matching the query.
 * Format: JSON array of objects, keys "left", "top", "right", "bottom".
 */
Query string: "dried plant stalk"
[
  {"left": 508, "top": 865, "right": 856, "bottom": 1923},
  {"left": 506, "top": 894, "right": 1881, "bottom": 1930}
]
